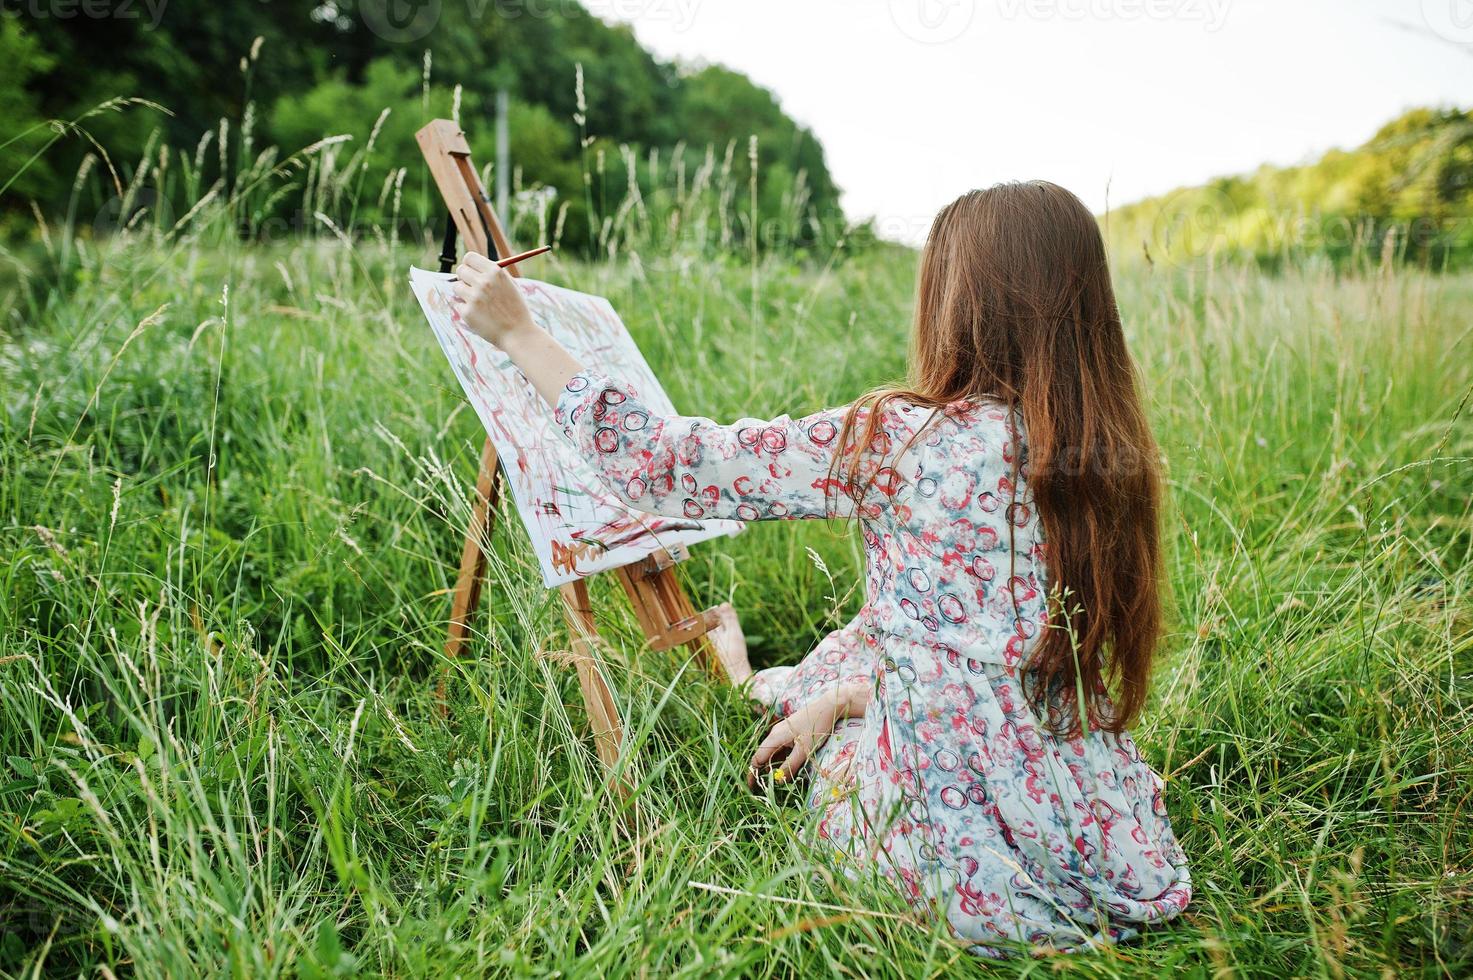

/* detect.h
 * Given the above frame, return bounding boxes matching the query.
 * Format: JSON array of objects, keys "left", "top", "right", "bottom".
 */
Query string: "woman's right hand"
[
  {"left": 451, "top": 252, "right": 537, "bottom": 348},
  {"left": 449, "top": 252, "right": 584, "bottom": 408}
]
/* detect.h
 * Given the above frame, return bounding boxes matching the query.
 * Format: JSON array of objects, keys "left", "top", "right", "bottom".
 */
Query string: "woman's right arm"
[
  {"left": 448, "top": 251, "right": 911, "bottom": 524},
  {"left": 556, "top": 369, "right": 896, "bottom": 523}
]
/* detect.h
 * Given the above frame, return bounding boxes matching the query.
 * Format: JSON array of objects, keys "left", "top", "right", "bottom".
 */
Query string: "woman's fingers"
[
  {"left": 750, "top": 722, "right": 792, "bottom": 770},
  {"left": 749, "top": 718, "right": 823, "bottom": 792},
  {"left": 461, "top": 250, "right": 494, "bottom": 272},
  {"left": 747, "top": 722, "right": 791, "bottom": 791},
  {"left": 783, "top": 737, "right": 812, "bottom": 777},
  {"left": 747, "top": 746, "right": 796, "bottom": 791},
  {"left": 450, "top": 279, "right": 479, "bottom": 312},
  {"left": 746, "top": 745, "right": 782, "bottom": 791}
]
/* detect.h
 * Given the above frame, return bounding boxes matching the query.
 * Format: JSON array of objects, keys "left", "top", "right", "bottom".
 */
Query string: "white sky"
[{"left": 598, "top": 0, "right": 1473, "bottom": 243}]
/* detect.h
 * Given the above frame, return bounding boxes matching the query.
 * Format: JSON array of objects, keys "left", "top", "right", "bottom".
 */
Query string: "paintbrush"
[{"left": 446, "top": 245, "right": 552, "bottom": 280}]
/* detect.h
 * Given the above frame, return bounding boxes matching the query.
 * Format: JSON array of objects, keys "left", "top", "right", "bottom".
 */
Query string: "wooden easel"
[{"left": 415, "top": 119, "right": 726, "bottom": 786}]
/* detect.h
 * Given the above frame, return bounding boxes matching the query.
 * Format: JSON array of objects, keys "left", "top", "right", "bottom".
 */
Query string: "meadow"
[{"left": 1, "top": 148, "right": 1471, "bottom": 977}]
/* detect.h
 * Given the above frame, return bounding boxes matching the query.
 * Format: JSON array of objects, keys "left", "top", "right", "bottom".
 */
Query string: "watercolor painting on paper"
[{"left": 409, "top": 267, "right": 741, "bottom": 587}]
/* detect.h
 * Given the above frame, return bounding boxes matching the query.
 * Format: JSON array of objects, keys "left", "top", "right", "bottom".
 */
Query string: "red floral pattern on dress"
[{"left": 557, "top": 371, "right": 1191, "bottom": 955}]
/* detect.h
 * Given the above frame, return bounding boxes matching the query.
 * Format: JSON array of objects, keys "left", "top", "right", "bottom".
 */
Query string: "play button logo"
[
  {"left": 361, "top": 0, "right": 442, "bottom": 43},
  {"left": 889, "top": 0, "right": 976, "bottom": 43},
  {"left": 1422, "top": 0, "right": 1473, "bottom": 44}
]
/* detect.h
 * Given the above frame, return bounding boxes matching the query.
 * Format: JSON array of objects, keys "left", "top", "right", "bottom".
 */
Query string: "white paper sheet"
[{"left": 410, "top": 267, "right": 741, "bottom": 587}]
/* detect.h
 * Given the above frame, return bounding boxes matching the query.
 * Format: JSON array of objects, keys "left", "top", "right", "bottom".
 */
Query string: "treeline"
[
  {"left": 1, "top": 0, "right": 847, "bottom": 255},
  {"left": 1107, "top": 107, "right": 1473, "bottom": 269}
]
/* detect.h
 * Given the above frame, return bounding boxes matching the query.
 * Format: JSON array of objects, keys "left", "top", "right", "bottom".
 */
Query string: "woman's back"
[
  {"left": 856, "top": 397, "right": 1049, "bottom": 673},
  {"left": 810, "top": 400, "right": 1190, "bottom": 954}
]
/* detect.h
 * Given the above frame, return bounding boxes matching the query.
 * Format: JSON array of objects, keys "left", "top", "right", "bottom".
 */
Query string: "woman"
[{"left": 450, "top": 181, "right": 1191, "bottom": 955}]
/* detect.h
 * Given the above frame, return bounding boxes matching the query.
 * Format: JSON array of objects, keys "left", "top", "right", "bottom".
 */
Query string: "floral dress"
[{"left": 555, "top": 370, "right": 1192, "bottom": 955}]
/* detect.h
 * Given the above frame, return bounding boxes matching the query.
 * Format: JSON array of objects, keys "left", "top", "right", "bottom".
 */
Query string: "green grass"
[{"left": 1, "top": 217, "right": 1470, "bottom": 977}]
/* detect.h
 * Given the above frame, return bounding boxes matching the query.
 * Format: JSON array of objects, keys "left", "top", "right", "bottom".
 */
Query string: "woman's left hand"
[
  {"left": 748, "top": 691, "right": 844, "bottom": 791},
  {"left": 451, "top": 252, "right": 536, "bottom": 348}
]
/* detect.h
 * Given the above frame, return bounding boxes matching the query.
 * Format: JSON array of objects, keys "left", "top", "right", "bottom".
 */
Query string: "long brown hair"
[{"left": 836, "top": 181, "right": 1163, "bottom": 735}]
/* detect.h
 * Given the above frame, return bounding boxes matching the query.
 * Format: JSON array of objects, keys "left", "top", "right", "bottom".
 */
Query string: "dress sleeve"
[{"left": 554, "top": 370, "right": 910, "bottom": 522}]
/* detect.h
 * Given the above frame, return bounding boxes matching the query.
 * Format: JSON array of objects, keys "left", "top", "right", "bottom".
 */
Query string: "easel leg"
[
  {"left": 559, "top": 580, "right": 631, "bottom": 797},
  {"left": 438, "top": 438, "right": 501, "bottom": 711}
]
